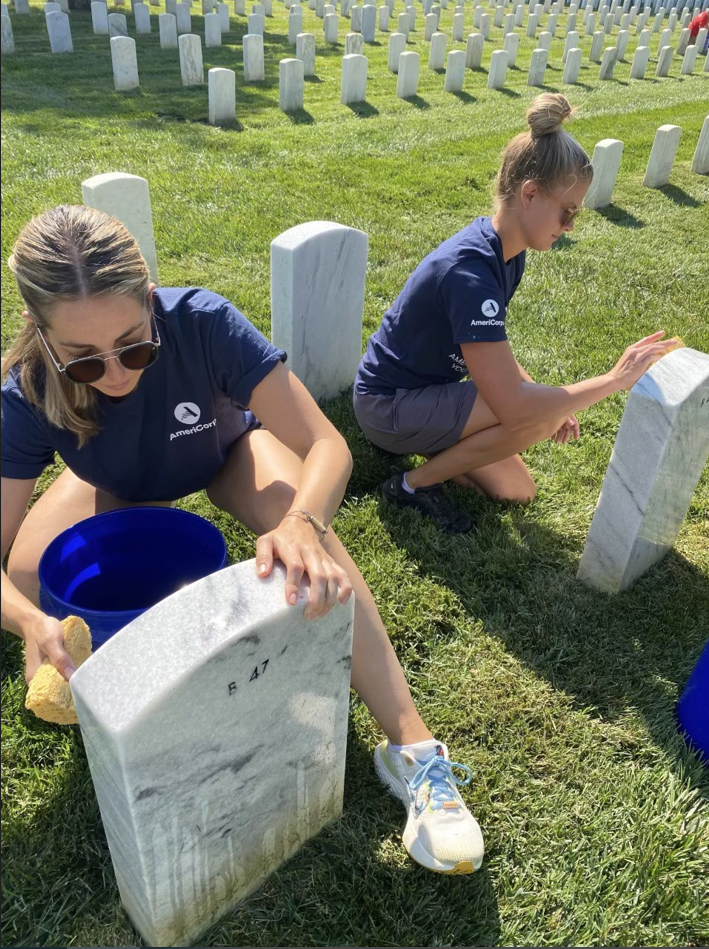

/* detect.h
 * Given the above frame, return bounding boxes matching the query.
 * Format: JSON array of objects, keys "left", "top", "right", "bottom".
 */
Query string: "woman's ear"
[
  {"left": 520, "top": 180, "right": 538, "bottom": 206},
  {"left": 22, "top": 310, "right": 33, "bottom": 324}
]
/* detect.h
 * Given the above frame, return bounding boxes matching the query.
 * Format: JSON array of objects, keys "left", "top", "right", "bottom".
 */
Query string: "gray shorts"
[{"left": 353, "top": 382, "right": 477, "bottom": 455}]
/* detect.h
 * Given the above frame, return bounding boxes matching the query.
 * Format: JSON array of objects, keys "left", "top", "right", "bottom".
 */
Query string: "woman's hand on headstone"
[
  {"left": 255, "top": 519, "right": 353, "bottom": 620},
  {"left": 610, "top": 332, "right": 679, "bottom": 391}
]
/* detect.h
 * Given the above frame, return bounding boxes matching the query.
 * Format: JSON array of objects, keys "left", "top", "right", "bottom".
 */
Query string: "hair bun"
[{"left": 526, "top": 93, "right": 574, "bottom": 137}]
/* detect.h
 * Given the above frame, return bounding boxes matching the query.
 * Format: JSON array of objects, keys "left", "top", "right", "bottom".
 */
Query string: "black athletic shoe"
[{"left": 382, "top": 473, "right": 474, "bottom": 534}]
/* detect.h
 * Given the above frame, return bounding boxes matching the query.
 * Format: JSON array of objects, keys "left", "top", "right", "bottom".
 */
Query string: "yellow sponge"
[{"left": 25, "top": 616, "right": 92, "bottom": 725}]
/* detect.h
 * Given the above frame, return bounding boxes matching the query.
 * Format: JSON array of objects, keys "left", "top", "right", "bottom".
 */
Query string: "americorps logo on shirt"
[
  {"left": 481, "top": 299, "right": 500, "bottom": 318},
  {"left": 175, "top": 402, "right": 201, "bottom": 424},
  {"left": 170, "top": 402, "right": 217, "bottom": 441}
]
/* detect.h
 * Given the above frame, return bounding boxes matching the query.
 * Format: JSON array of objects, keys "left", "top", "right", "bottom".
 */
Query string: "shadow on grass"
[
  {"left": 402, "top": 94, "right": 431, "bottom": 108},
  {"left": 594, "top": 204, "right": 646, "bottom": 228},
  {"left": 451, "top": 89, "right": 477, "bottom": 103},
  {"left": 657, "top": 184, "right": 703, "bottom": 208},
  {"left": 328, "top": 392, "right": 709, "bottom": 804},
  {"left": 345, "top": 100, "right": 380, "bottom": 117}
]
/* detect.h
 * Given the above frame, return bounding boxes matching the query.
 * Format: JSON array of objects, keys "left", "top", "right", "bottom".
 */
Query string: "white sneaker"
[{"left": 373, "top": 738, "right": 485, "bottom": 874}]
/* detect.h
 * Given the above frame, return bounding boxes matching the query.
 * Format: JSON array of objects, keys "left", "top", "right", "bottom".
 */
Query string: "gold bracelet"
[{"left": 285, "top": 510, "right": 328, "bottom": 538}]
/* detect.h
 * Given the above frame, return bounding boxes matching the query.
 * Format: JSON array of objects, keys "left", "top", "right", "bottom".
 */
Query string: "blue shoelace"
[{"left": 409, "top": 755, "right": 473, "bottom": 811}]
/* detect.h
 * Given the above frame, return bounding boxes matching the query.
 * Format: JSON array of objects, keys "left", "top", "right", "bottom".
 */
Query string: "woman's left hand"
[
  {"left": 255, "top": 516, "right": 353, "bottom": 620},
  {"left": 552, "top": 414, "right": 580, "bottom": 444}
]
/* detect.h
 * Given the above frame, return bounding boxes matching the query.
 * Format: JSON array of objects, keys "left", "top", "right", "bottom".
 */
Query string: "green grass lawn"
[{"left": 2, "top": 2, "right": 709, "bottom": 946}]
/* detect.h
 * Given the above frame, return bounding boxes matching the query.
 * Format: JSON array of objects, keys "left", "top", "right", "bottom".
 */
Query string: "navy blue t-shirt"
[
  {"left": 355, "top": 216, "right": 525, "bottom": 395},
  {"left": 1, "top": 288, "right": 287, "bottom": 502}
]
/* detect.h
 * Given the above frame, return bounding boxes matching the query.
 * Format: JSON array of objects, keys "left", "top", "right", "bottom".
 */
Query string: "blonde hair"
[
  {"left": 2, "top": 205, "right": 150, "bottom": 447},
  {"left": 495, "top": 93, "right": 593, "bottom": 205}
]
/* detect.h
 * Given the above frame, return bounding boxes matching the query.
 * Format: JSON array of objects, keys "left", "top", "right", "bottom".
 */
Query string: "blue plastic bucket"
[
  {"left": 677, "top": 640, "right": 709, "bottom": 764},
  {"left": 39, "top": 507, "right": 228, "bottom": 649}
]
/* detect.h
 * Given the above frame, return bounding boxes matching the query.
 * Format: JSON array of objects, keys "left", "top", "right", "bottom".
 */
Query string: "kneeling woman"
[
  {"left": 1, "top": 205, "right": 482, "bottom": 875},
  {"left": 353, "top": 94, "right": 676, "bottom": 533}
]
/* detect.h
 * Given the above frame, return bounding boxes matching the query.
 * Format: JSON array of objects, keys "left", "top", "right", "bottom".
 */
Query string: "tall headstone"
[
  {"left": 444, "top": 48, "right": 466, "bottom": 89},
  {"left": 91, "top": 1, "right": 109, "bottom": 34},
  {"left": 397, "top": 49, "right": 420, "bottom": 94},
  {"left": 429, "top": 30, "right": 446, "bottom": 68},
  {"left": 175, "top": 1, "right": 191, "bottom": 32},
  {"left": 205, "top": 11, "right": 222, "bottom": 44},
  {"left": 379, "top": 5, "right": 388, "bottom": 30},
  {"left": 590, "top": 28, "right": 604, "bottom": 59},
  {"left": 615, "top": 28, "right": 629, "bottom": 58},
  {"left": 629, "top": 43, "right": 649, "bottom": 77},
  {"left": 503, "top": 30, "right": 520, "bottom": 65},
  {"left": 159, "top": 12, "right": 178, "bottom": 46},
  {"left": 655, "top": 43, "right": 673, "bottom": 76},
  {"left": 134, "top": 2, "right": 151, "bottom": 33},
  {"left": 217, "top": 2, "right": 229, "bottom": 29},
  {"left": 46, "top": 10, "right": 73, "bottom": 53},
  {"left": 244, "top": 32, "right": 265, "bottom": 79},
  {"left": 680, "top": 43, "right": 698, "bottom": 74},
  {"left": 279, "top": 56, "right": 304, "bottom": 111},
  {"left": 271, "top": 222, "right": 368, "bottom": 401},
  {"left": 1, "top": 13, "right": 14, "bottom": 54},
  {"left": 487, "top": 47, "right": 508, "bottom": 86},
  {"left": 288, "top": 6, "right": 303, "bottom": 41},
  {"left": 563, "top": 29, "right": 579, "bottom": 59},
  {"left": 537, "top": 29, "right": 552, "bottom": 50},
  {"left": 71, "top": 562, "right": 354, "bottom": 948},
  {"left": 111, "top": 35, "right": 139, "bottom": 91},
  {"left": 388, "top": 29, "right": 406, "bottom": 69},
  {"left": 676, "top": 26, "right": 690, "bottom": 55},
  {"left": 178, "top": 33, "right": 204, "bottom": 85},
  {"left": 324, "top": 11, "right": 338, "bottom": 41},
  {"left": 345, "top": 30, "right": 363, "bottom": 52},
  {"left": 584, "top": 138, "right": 623, "bottom": 209},
  {"left": 340, "top": 51, "right": 367, "bottom": 102},
  {"left": 361, "top": 2, "right": 375, "bottom": 39},
  {"left": 424, "top": 11, "right": 437, "bottom": 38},
  {"left": 107, "top": 12, "right": 128, "bottom": 37},
  {"left": 598, "top": 44, "right": 617, "bottom": 77},
  {"left": 397, "top": 9, "right": 409, "bottom": 36},
  {"left": 642, "top": 124, "right": 681, "bottom": 188},
  {"left": 81, "top": 173, "right": 159, "bottom": 284},
  {"left": 295, "top": 31, "right": 315, "bottom": 75},
  {"left": 247, "top": 11, "right": 265, "bottom": 32},
  {"left": 691, "top": 116, "right": 709, "bottom": 175},
  {"left": 14, "top": 0, "right": 30, "bottom": 11},
  {"left": 466, "top": 30, "right": 484, "bottom": 67},
  {"left": 208, "top": 66, "right": 236, "bottom": 124},
  {"left": 527, "top": 45, "right": 548, "bottom": 83},
  {"left": 578, "top": 350, "right": 709, "bottom": 594}
]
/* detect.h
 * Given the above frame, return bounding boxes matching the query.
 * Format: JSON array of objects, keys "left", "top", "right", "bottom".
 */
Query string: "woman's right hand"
[
  {"left": 22, "top": 613, "right": 77, "bottom": 684},
  {"left": 610, "top": 331, "right": 679, "bottom": 391}
]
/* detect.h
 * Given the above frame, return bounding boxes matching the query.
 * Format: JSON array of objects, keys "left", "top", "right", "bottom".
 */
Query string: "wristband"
[{"left": 285, "top": 510, "right": 328, "bottom": 539}]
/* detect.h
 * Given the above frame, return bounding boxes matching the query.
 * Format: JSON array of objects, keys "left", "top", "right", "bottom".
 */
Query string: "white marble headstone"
[
  {"left": 81, "top": 172, "right": 159, "bottom": 285},
  {"left": 71, "top": 560, "right": 354, "bottom": 948},
  {"left": 271, "top": 221, "right": 368, "bottom": 402},
  {"left": 578, "top": 349, "right": 709, "bottom": 594}
]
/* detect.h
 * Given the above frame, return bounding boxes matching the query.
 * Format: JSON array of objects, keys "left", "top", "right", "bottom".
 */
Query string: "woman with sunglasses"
[
  {"left": 1, "top": 204, "right": 485, "bottom": 876},
  {"left": 353, "top": 94, "right": 677, "bottom": 532}
]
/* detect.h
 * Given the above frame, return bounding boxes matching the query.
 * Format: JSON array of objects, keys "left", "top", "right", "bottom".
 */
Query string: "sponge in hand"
[{"left": 25, "top": 616, "right": 92, "bottom": 725}]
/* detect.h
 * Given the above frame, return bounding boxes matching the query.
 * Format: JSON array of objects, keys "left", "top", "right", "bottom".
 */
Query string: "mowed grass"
[{"left": 2, "top": 2, "right": 709, "bottom": 946}]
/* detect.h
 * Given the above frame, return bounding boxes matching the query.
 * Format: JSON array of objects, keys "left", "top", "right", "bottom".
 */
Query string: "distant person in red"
[{"left": 689, "top": 9, "right": 709, "bottom": 49}]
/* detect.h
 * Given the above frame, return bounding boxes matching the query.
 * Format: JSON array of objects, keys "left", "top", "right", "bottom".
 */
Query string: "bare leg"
[
  {"left": 7, "top": 468, "right": 173, "bottom": 607},
  {"left": 206, "top": 429, "right": 434, "bottom": 746},
  {"left": 407, "top": 392, "right": 564, "bottom": 496}
]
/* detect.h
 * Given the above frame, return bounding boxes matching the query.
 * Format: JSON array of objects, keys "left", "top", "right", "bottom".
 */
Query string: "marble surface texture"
[
  {"left": 71, "top": 560, "right": 354, "bottom": 948},
  {"left": 643, "top": 124, "right": 681, "bottom": 188},
  {"left": 179, "top": 32, "right": 204, "bottom": 85},
  {"left": 47, "top": 10, "right": 73, "bottom": 52},
  {"left": 159, "top": 11, "right": 178, "bottom": 48},
  {"left": 340, "top": 52, "right": 367, "bottom": 102},
  {"left": 111, "top": 35, "right": 139, "bottom": 90},
  {"left": 270, "top": 221, "right": 368, "bottom": 402},
  {"left": 91, "top": 0, "right": 109, "bottom": 34},
  {"left": 578, "top": 348, "right": 709, "bottom": 594},
  {"left": 81, "top": 173, "right": 159, "bottom": 284},
  {"left": 1, "top": 14, "right": 14, "bottom": 53},
  {"left": 397, "top": 48, "right": 419, "bottom": 95},
  {"left": 584, "top": 138, "right": 623, "bottom": 210},
  {"left": 295, "top": 31, "right": 314, "bottom": 74},
  {"left": 107, "top": 11, "right": 128, "bottom": 37},
  {"left": 388, "top": 30, "right": 406, "bottom": 71}
]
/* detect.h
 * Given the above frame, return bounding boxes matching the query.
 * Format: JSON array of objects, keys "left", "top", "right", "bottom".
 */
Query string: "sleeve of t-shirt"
[
  {"left": 1, "top": 381, "right": 56, "bottom": 479},
  {"left": 207, "top": 301, "right": 288, "bottom": 410},
  {"left": 439, "top": 261, "right": 509, "bottom": 345}
]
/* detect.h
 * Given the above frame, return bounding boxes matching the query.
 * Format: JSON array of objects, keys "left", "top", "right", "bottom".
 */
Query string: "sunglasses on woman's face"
[
  {"left": 550, "top": 194, "right": 583, "bottom": 227},
  {"left": 36, "top": 317, "right": 161, "bottom": 385}
]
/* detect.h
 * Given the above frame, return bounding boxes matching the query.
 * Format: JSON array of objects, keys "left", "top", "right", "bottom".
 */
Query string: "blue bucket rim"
[{"left": 38, "top": 505, "right": 228, "bottom": 621}]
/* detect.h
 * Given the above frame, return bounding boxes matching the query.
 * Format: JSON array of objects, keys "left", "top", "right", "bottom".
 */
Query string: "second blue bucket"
[{"left": 39, "top": 507, "right": 228, "bottom": 649}]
